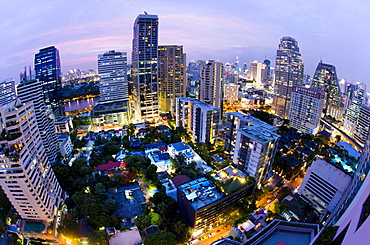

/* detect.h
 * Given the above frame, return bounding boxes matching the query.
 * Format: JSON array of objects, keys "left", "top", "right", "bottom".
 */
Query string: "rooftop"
[
  {"left": 150, "top": 152, "right": 170, "bottom": 163},
  {"left": 178, "top": 176, "right": 224, "bottom": 211},
  {"left": 224, "top": 112, "right": 277, "bottom": 131},
  {"left": 145, "top": 141, "right": 166, "bottom": 149},
  {"left": 92, "top": 100, "right": 129, "bottom": 112},
  {"left": 238, "top": 125, "right": 280, "bottom": 144},
  {"left": 169, "top": 142, "right": 192, "bottom": 152}
]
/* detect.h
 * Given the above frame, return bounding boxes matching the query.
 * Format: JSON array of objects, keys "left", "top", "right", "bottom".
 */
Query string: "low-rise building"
[
  {"left": 58, "top": 134, "right": 73, "bottom": 157},
  {"left": 148, "top": 152, "right": 171, "bottom": 172},
  {"left": 54, "top": 115, "right": 73, "bottom": 133},
  {"left": 168, "top": 142, "right": 200, "bottom": 164}
]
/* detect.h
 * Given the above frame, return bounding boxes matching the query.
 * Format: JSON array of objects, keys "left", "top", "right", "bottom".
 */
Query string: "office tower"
[
  {"left": 272, "top": 36, "right": 304, "bottom": 119},
  {"left": 132, "top": 14, "right": 159, "bottom": 121},
  {"left": 298, "top": 158, "right": 351, "bottom": 221},
  {"left": 175, "top": 97, "right": 221, "bottom": 144},
  {"left": 158, "top": 45, "right": 186, "bottom": 113},
  {"left": 223, "top": 112, "right": 277, "bottom": 155},
  {"left": 20, "top": 66, "right": 33, "bottom": 82},
  {"left": 233, "top": 125, "right": 280, "bottom": 186},
  {"left": 311, "top": 62, "right": 343, "bottom": 119},
  {"left": 249, "top": 61, "right": 266, "bottom": 88},
  {"left": 339, "top": 79, "right": 347, "bottom": 94},
  {"left": 354, "top": 105, "right": 370, "bottom": 147},
  {"left": 187, "top": 60, "right": 206, "bottom": 86},
  {"left": 98, "top": 50, "right": 128, "bottom": 103},
  {"left": 0, "top": 99, "right": 63, "bottom": 220},
  {"left": 34, "top": 46, "right": 64, "bottom": 118},
  {"left": 263, "top": 59, "right": 271, "bottom": 81},
  {"left": 177, "top": 176, "right": 255, "bottom": 231},
  {"left": 91, "top": 51, "right": 130, "bottom": 126},
  {"left": 223, "top": 83, "right": 239, "bottom": 102},
  {"left": 199, "top": 61, "right": 223, "bottom": 109},
  {"left": 17, "top": 79, "right": 60, "bottom": 164},
  {"left": 0, "top": 79, "right": 16, "bottom": 105},
  {"left": 343, "top": 83, "right": 366, "bottom": 136},
  {"left": 288, "top": 86, "right": 326, "bottom": 135}
]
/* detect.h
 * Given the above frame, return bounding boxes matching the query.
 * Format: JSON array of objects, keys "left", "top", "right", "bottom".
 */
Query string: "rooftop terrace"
[
  {"left": 238, "top": 125, "right": 280, "bottom": 144},
  {"left": 178, "top": 176, "right": 224, "bottom": 210}
]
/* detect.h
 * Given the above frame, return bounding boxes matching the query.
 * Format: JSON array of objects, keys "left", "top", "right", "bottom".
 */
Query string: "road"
[{"left": 191, "top": 226, "right": 231, "bottom": 245}]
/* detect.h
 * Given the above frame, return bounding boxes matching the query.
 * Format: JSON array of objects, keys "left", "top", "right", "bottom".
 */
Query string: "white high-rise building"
[
  {"left": 354, "top": 105, "right": 370, "bottom": 147},
  {"left": 98, "top": 50, "right": 128, "bottom": 103},
  {"left": 223, "top": 83, "right": 239, "bottom": 102},
  {"left": 0, "top": 79, "right": 16, "bottom": 105},
  {"left": 199, "top": 61, "right": 223, "bottom": 109},
  {"left": 249, "top": 60, "right": 266, "bottom": 88},
  {"left": 298, "top": 158, "right": 351, "bottom": 220},
  {"left": 175, "top": 97, "right": 221, "bottom": 144},
  {"left": 0, "top": 99, "right": 63, "bottom": 220},
  {"left": 343, "top": 83, "right": 366, "bottom": 136},
  {"left": 17, "top": 79, "right": 60, "bottom": 164},
  {"left": 288, "top": 86, "right": 326, "bottom": 135},
  {"left": 233, "top": 125, "right": 280, "bottom": 186}
]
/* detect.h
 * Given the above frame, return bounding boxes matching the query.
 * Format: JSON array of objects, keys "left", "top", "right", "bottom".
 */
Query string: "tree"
[
  {"left": 144, "top": 231, "right": 177, "bottom": 245},
  {"left": 134, "top": 213, "right": 151, "bottom": 230},
  {"left": 127, "top": 123, "right": 136, "bottom": 137},
  {"left": 88, "top": 230, "right": 109, "bottom": 245},
  {"left": 58, "top": 218, "right": 79, "bottom": 238}
]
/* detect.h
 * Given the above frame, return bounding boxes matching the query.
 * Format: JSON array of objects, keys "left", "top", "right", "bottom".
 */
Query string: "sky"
[{"left": 1, "top": 0, "right": 369, "bottom": 86}]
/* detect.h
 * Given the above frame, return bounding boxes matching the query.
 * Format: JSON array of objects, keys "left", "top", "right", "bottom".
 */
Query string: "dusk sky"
[{"left": 1, "top": 0, "right": 369, "bottom": 86}]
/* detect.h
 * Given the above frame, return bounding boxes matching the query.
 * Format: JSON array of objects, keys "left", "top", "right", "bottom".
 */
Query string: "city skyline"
[{"left": 1, "top": 0, "right": 369, "bottom": 86}]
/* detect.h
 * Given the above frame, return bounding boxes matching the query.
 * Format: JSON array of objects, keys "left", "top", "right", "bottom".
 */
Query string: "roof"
[
  {"left": 95, "top": 161, "right": 125, "bottom": 171},
  {"left": 158, "top": 153, "right": 170, "bottom": 160},
  {"left": 170, "top": 142, "right": 191, "bottom": 152},
  {"left": 171, "top": 175, "right": 190, "bottom": 187},
  {"left": 145, "top": 141, "right": 166, "bottom": 149}
]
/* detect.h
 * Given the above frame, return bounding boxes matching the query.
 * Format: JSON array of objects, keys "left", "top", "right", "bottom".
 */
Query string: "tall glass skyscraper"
[
  {"left": 272, "top": 36, "right": 304, "bottom": 119},
  {"left": 35, "top": 46, "right": 64, "bottom": 118},
  {"left": 311, "top": 62, "right": 343, "bottom": 119},
  {"left": 132, "top": 14, "right": 159, "bottom": 121}
]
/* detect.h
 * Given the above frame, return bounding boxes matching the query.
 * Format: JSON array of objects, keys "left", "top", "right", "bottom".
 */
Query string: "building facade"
[
  {"left": 272, "top": 36, "right": 304, "bottom": 119},
  {"left": 223, "top": 83, "right": 239, "bottom": 102},
  {"left": 199, "top": 61, "right": 223, "bottom": 109},
  {"left": 0, "top": 100, "right": 63, "bottom": 220},
  {"left": 17, "top": 79, "right": 60, "bottom": 164},
  {"left": 0, "top": 79, "right": 16, "bottom": 105},
  {"left": 175, "top": 97, "right": 221, "bottom": 144},
  {"left": 298, "top": 158, "right": 351, "bottom": 220},
  {"left": 34, "top": 46, "right": 64, "bottom": 118},
  {"left": 158, "top": 45, "right": 186, "bottom": 113},
  {"left": 288, "top": 86, "right": 326, "bottom": 135},
  {"left": 249, "top": 61, "right": 266, "bottom": 88},
  {"left": 354, "top": 105, "right": 370, "bottom": 147},
  {"left": 132, "top": 14, "right": 159, "bottom": 121},
  {"left": 343, "top": 83, "right": 366, "bottom": 136},
  {"left": 233, "top": 125, "right": 280, "bottom": 186},
  {"left": 98, "top": 50, "right": 129, "bottom": 104},
  {"left": 311, "top": 62, "right": 343, "bottom": 119}
]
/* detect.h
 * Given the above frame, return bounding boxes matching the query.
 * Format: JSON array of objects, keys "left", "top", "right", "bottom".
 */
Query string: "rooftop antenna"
[{"left": 144, "top": 11, "right": 148, "bottom": 15}]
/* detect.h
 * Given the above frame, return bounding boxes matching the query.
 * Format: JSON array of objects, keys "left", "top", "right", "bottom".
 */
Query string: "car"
[
  {"left": 200, "top": 235, "right": 208, "bottom": 240},
  {"left": 189, "top": 239, "right": 199, "bottom": 244},
  {"left": 208, "top": 232, "right": 215, "bottom": 237}
]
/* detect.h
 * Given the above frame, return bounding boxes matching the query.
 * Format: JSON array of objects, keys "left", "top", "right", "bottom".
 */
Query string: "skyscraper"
[
  {"left": 343, "top": 83, "right": 366, "bottom": 136},
  {"left": 17, "top": 79, "right": 60, "bottom": 164},
  {"left": 249, "top": 60, "right": 266, "bottom": 88},
  {"left": 311, "top": 62, "right": 343, "bottom": 119},
  {"left": 132, "top": 14, "right": 159, "bottom": 121},
  {"left": 0, "top": 99, "right": 63, "bottom": 220},
  {"left": 34, "top": 46, "right": 64, "bottom": 118},
  {"left": 0, "top": 79, "right": 16, "bottom": 105},
  {"left": 354, "top": 105, "right": 370, "bottom": 147},
  {"left": 199, "top": 61, "right": 223, "bottom": 109},
  {"left": 158, "top": 45, "right": 186, "bottom": 113},
  {"left": 272, "top": 36, "right": 304, "bottom": 119},
  {"left": 98, "top": 50, "right": 129, "bottom": 104},
  {"left": 288, "top": 86, "right": 326, "bottom": 135}
]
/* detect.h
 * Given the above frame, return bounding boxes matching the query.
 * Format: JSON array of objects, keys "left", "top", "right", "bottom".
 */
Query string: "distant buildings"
[
  {"left": 54, "top": 115, "right": 73, "bottom": 134},
  {"left": 158, "top": 45, "right": 186, "bottom": 113},
  {"left": 272, "top": 36, "right": 304, "bottom": 119},
  {"left": 199, "top": 61, "right": 223, "bottom": 110},
  {"left": 288, "top": 86, "right": 326, "bottom": 135},
  {"left": 249, "top": 61, "right": 266, "bottom": 88},
  {"left": 0, "top": 99, "right": 63, "bottom": 220},
  {"left": 233, "top": 125, "right": 280, "bottom": 186},
  {"left": 132, "top": 14, "right": 159, "bottom": 121},
  {"left": 298, "top": 158, "right": 351, "bottom": 221},
  {"left": 92, "top": 50, "right": 130, "bottom": 126},
  {"left": 311, "top": 62, "right": 343, "bottom": 119},
  {"left": 177, "top": 175, "right": 255, "bottom": 231},
  {"left": 34, "top": 46, "right": 64, "bottom": 118},
  {"left": 175, "top": 97, "right": 221, "bottom": 144},
  {"left": 223, "top": 83, "right": 239, "bottom": 102}
]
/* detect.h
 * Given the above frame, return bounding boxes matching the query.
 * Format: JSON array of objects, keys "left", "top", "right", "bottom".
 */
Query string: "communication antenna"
[{"left": 144, "top": 11, "right": 148, "bottom": 15}]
